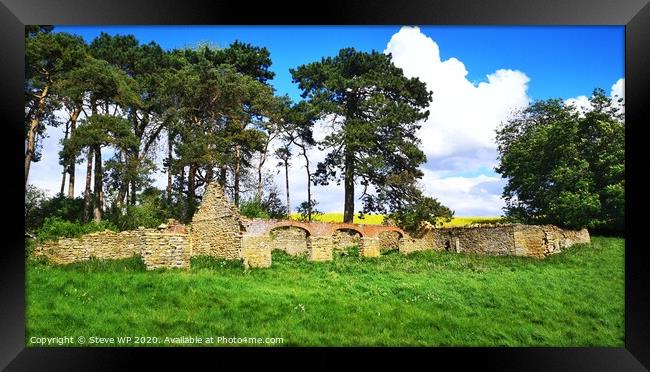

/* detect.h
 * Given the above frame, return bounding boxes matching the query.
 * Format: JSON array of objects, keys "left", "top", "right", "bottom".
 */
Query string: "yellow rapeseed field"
[{"left": 290, "top": 213, "right": 503, "bottom": 226}]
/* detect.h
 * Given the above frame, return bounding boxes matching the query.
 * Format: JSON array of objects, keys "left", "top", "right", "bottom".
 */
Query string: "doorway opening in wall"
[
  {"left": 269, "top": 226, "right": 310, "bottom": 257},
  {"left": 333, "top": 228, "right": 363, "bottom": 257},
  {"left": 379, "top": 231, "right": 402, "bottom": 256}
]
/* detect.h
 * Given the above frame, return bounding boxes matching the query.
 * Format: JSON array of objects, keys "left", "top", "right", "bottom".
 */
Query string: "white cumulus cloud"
[
  {"left": 564, "top": 78, "right": 625, "bottom": 115},
  {"left": 385, "top": 26, "right": 530, "bottom": 165},
  {"left": 382, "top": 26, "right": 532, "bottom": 215}
]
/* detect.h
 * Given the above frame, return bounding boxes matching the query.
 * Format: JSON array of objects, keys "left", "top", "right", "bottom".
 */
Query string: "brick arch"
[
  {"left": 248, "top": 219, "right": 407, "bottom": 239},
  {"left": 266, "top": 221, "right": 314, "bottom": 237},
  {"left": 269, "top": 224, "right": 313, "bottom": 237},
  {"left": 333, "top": 226, "right": 364, "bottom": 237}
]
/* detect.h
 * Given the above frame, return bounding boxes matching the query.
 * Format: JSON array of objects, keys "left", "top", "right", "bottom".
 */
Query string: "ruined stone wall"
[
  {"left": 399, "top": 236, "right": 435, "bottom": 255},
  {"left": 241, "top": 236, "right": 273, "bottom": 268},
  {"left": 309, "top": 236, "right": 333, "bottom": 262},
  {"left": 33, "top": 229, "right": 150, "bottom": 265},
  {"left": 190, "top": 183, "right": 243, "bottom": 260},
  {"left": 402, "top": 224, "right": 591, "bottom": 258},
  {"left": 141, "top": 233, "right": 191, "bottom": 269},
  {"left": 332, "top": 230, "right": 362, "bottom": 252},
  {"left": 34, "top": 183, "right": 593, "bottom": 271},
  {"left": 33, "top": 228, "right": 192, "bottom": 270},
  {"left": 513, "top": 225, "right": 590, "bottom": 258},
  {"left": 428, "top": 226, "right": 517, "bottom": 256},
  {"left": 270, "top": 226, "right": 309, "bottom": 256},
  {"left": 360, "top": 237, "right": 380, "bottom": 258},
  {"left": 378, "top": 231, "right": 401, "bottom": 253}
]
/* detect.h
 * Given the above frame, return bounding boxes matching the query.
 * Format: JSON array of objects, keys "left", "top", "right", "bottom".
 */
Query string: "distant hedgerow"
[{"left": 36, "top": 216, "right": 118, "bottom": 242}]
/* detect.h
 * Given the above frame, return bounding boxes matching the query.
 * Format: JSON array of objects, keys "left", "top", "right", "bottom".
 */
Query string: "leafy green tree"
[
  {"left": 25, "top": 25, "right": 54, "bottom": 38},
  {"left": 254, "top": 95, "right": 292, "bottom": 200},
  {"left": 170, "top": 51, "right": 278, "bottom": 210},
  {"left": 275, "top": 145, "right": 292, "bottom": 217},
  {"left": 296, "top": 200, "right": 324, "bottom": 222},
  {"left": 155, "top": 42, "right": 282, "bottom": 218},
  {"left": 495, "top": 89, "right": 624, "bottom": 232},
  {"left": 25, "top": 30, "right": 86, "bottom": 185},
  {"left": 291, "top": 48, "right": 433, "bottom": 223},
  {"left": 56, "top": 55, "right": 140, "bottom": 221},
  {"left": 25, "top": 185, "right": 86, "bottom": 233},
  {"left": 25, "top": 185, "right": 48, "bottom": 233},
  {"left": 109, "top": 187, "right": 170, "bottom": 230},
  {"left": 261, "top": 187, "right": 288, "bottom": 219},
  {"left": 61, "top": 115, "right": 139, "bottom": 222},
  {"left": 283, "top": 101, "right": 318, "bottom": 220},
  {"left": 213, "top": 40, "right": 275, "bottom": 84},
  {"left": 89, "top": 33, "right": 171, "bottom": 208},
  {"left": 387, "top": 194, "right": 454, "bottom": 235},
  {"left": 239, "top": 187, "right": 287, "bottom": 219},
  {"left": 184, "top": 40, "right": 275, "bottom": 84}
]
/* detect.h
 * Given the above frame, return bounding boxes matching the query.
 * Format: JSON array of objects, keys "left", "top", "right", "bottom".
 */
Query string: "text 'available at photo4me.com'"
[{"left": 28, "top": 335, "right": 285, "bottom": 346}]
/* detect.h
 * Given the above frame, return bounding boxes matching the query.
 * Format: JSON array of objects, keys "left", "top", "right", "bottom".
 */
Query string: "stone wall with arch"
[
  {"left": 270, "top": 226, "right": 310, "bottom": 256},
  {"left": 34, "top": 182, "right": 591, "bottom": 270}
]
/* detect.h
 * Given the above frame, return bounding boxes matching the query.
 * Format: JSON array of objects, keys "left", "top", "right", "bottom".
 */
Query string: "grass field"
[
  {"left": 289, "top": 214, "right": 503, "bottom": 226},
  {"left": 26, "top": 236, "right": 623, "bottom": 347}
]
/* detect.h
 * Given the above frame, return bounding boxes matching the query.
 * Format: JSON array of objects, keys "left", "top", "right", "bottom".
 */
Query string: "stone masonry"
[
  {"left": 33, "top": 182, "right": 592, "bottom": 269},
  {"left": 33, "top": 225, "right": 191, "bottom": 270},
  {"left": 191, "top": 183, "right": 243, "bottom": 260}
]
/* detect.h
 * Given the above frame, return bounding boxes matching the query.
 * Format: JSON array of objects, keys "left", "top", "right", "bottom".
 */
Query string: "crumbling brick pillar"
[
  {"left": 241, "top": 236, "right": 272, "bottom": 268},
  {"left": 309, "top": 236, "right": 333, "bottom": 262},
  {"left": 361, "top": 237, "right": 380, "bottom": 258}
]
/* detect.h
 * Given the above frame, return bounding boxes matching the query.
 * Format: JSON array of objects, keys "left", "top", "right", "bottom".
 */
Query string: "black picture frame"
[{"left": 1, "top": 0, "right": 648, "bottom": 370}]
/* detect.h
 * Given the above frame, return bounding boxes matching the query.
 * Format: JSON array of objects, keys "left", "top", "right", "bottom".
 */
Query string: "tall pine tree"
[{"left": 291, "top": 48, "right": 432, "bottom": 222}]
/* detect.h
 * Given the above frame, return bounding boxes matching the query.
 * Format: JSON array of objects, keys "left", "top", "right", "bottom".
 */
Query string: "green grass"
[
  {"left": 26, "top": 236, "right": 623, "bottom": 347},
  {"left": 289, "top": 213, "right": 504, "bottom": 226}
]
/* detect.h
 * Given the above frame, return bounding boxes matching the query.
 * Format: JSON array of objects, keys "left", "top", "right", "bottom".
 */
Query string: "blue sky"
[
  {"left": 32, "top": 25, "right": 624, "bottom": 216},
  {"left": 55, "top": 25, "right": 624, "bottom": 101}
]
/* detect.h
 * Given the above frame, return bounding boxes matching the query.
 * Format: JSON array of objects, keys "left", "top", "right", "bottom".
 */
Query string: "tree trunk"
[
  {"left": 179, "top": 165, "right": 186, "bottom": 219},
  {"left": 116, "top": 184, "right": 127, "bottom": 213},
  {"left": 25, "top": 86, "right": 48, "bottom": 186},
  {"left": 205, "top": 167, "right": 213, "bottom": 184},
  {"left": 343, "top": 148, "right": 355, "bottom": 223},
  {"left": 257, "top": 161, "right": 263, "bottom": 200},
  {"left": 166, "top": 129, "right": 173, "bottom": 203},
  {"left": 187, "top": 164, "right": 196, "bottom": 219},
  {"left": 234, "top": 145, "right": 241, "bottom": 206},
  {"left": 257, "top": 148, "right": 269, "bottom": 200},
  {"left": 303, "top": 151, "right": 312, "bottom": 221},
  {"left": 285, "top": 162, "right": 290, "bottom": 219},
  {"left": 129, "top": 111, "right": 139, "bottom": 207},
  {"left": 179, "top": 165, "right": 186, "bottom": 194},
  {"left": 219, "top": 165, "right": 227, "bottom": 187},
  {"left": 125, "top": 182, "right": 129, "bottom": 209},
  {"left": 83, "top": 148, "right": 93, "bottom": 223},
  {"left": 59, "top": 121, "right": 70, "bottom": 195},
  {"left": 115, "top": 152, "right": 127, "bottom": 213},
  {"left": 93, "top": 145, "right": 103, "bottom": 222},
  {"left": 130, "top": 180, "right": 137, "bottom": 206},
  {"left": 66, "top": 108, "right": 80, "bottom": 199},
  {"left": 66, "top": 163, "right": 75, "bottom": 198}
]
